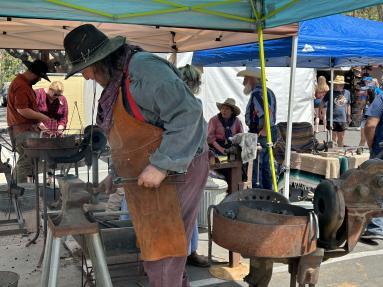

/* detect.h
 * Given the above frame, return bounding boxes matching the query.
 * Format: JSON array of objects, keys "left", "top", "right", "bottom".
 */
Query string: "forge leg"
[
  {"left": 297, "top": 248, "right": 324, "bottom": 286},
  {"left": 47, "top": 237, "right": 61, "bottom": 287},
  {"left": 86, "top": 232, "right": 113, "bottom": 287},
  {"left": 41, "top": 228, "right": 53, "bottom": 287},
  {"left": 244, "top": 258, "right": 273, "bottom": 287},
  {"left": 288, "top": 258, "right": 299, "bottom": 287}
]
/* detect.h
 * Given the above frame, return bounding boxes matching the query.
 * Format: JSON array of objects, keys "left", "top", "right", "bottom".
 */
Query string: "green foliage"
[
  {"left": 0, "top": 50, "right": 25, "bottom": 88},
  {"left": 346, "top": 5, "right": 383, "bottom": 21}
]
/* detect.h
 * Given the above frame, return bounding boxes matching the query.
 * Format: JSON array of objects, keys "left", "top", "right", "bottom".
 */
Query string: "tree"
[
  {"left": 0, "top": 50, "right": 25, "bottom": 89},
  {"left": 347, "top": 5, "right": 383, "bottom": 21}
]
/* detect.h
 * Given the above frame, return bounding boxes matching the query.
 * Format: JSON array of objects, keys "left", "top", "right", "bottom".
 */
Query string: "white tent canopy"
[{"left": 0, "top": 17, "right": 297, "bottom": 52}]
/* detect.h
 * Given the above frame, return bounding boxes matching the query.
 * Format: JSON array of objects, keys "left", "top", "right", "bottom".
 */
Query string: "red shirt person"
[{"left": 7, "top": 60, "right": 52, "bottom": 182}]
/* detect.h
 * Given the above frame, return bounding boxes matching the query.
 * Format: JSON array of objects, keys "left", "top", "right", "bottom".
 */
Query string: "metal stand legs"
[
  {"left": 41, "top": 229, "right": 112, "bottom": 287},
  {"left": 86, "top": 233, "right": 113, "bottom": 287}
]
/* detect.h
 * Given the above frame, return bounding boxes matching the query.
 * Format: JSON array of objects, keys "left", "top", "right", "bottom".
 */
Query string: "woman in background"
[
  {"left": 35, "top": 81, "right": 68, "bottom": 136},
  {"left": 207, "top": 98, "right": 243, "bottom": 155},
  {"left": 315, "top": 76, "right": 329, "bottom": 133}
]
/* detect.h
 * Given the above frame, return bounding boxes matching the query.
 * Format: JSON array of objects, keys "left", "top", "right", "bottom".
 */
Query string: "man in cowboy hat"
[
  {"left": 320, "top": 75, "right": 351, "bottom": 147},
  {"left": 238, "top": 66, "right": 277, "bottom": 190},
  {"left": 7, "top": 59, "right": 52, "bottom": 182},
  {"left": 63, "top": 24, "right": 208, "bottom": 286}
]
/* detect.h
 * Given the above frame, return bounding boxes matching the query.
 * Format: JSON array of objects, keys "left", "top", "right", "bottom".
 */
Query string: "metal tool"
[{"left": 113, "top": 173, "right": 186, "bottom": 186}]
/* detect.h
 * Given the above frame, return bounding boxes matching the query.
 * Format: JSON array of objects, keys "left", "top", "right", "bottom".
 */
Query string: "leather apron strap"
[{"left": 108, "top": 81, "right": 187, "bottom": 261}]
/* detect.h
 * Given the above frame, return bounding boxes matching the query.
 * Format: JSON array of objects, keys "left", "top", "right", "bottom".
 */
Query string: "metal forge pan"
[
  {"left": 22, "top": 135, "right": 80, "bottom": 162},
  {"left": 211, "top": 199, "right": 318, "bottom": 258}
]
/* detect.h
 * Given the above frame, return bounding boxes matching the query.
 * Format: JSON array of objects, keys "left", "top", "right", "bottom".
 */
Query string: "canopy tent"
[
  {"left": 192, "top": 14, "right": 383, "bottom": 67},
  {"left": 1, "top": 0, "right": 383, "bottom": 195}
]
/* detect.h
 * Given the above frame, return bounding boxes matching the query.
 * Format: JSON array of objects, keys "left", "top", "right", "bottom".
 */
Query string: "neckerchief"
[
  {"left": 218, "top": 113, "right": 235, "bottom": 144},
  {"left": 96, "top": 45, "right": 142, "bottom": 132}
]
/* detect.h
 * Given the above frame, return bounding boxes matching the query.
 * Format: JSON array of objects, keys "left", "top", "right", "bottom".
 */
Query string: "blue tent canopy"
[{"left": 192, "top": 14, "right": 383, "bottom": 68}]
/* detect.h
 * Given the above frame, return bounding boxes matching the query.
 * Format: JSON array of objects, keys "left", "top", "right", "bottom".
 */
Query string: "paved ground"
[{"left": 0, "top": 105, "right": 382, "bottom": 287}]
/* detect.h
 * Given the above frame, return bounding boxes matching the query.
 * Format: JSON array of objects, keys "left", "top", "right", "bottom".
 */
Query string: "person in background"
[
  {"left": 314, "top": 76, "right": 329, "bottom": 133},
  {"left": 35, "top": 81, "right": 69, "bottom": 185},
  {"left": 179, "top": 64, "right": 210, "bottom": 268},
  {"left": 239, "top": 66, "right": 277, "bottom": 190},
  {"left": 35, "top": 81, "right": 68, "bottom": 136},
  {"left": 361, "top": 89, "right": 383, "bottom": 243},
  {"left": 357, "top": 85, "right": 369, "bottom": 147},
  {"left": 7, "top": 60, "right": 52, "bottom": 182},
  {"left": 178, "top": 64, "right": 202, "bottom": 94},
  {"left": 358, "top": 77, "right": 380, "bottom": 147},
  {"left": 321, "top": 75, "right": 351, "bottom": 147},
  {"left": 365, "top": 87, "right": 383, "bottom": 158},
  {"left": 207, "top": 98, "right": 243, "bottom": 155}
]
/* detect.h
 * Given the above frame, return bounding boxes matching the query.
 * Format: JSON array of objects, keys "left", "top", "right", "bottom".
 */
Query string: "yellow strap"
[{"left": 257, "top": 24, "right": 278, "bottom": 193}]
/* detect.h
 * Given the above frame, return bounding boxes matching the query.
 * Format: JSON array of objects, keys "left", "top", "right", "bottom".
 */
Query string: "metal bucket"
[
  {"left": 198, "top": 177, "right": 227, "bottom": 228},
  {"left": 0, "top": 271, "right": 19, "bottom": 287}
]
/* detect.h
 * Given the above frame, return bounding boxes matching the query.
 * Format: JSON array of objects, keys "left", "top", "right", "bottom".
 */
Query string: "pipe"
[
  {"left": 283, "top": 35, "right": 298, "bottom": 199},
  {"left": 329, "top": 68, "right": 334, "bottom": 143}
]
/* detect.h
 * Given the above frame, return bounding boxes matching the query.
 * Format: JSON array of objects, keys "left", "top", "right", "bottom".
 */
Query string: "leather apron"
[{"left": 108, "top": 80, "right": 188, "bottom": 261}]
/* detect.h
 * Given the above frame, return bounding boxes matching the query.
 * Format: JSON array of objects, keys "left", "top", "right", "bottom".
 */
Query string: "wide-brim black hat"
[
  {"left": 64, "top": 24, "right": 126, "bottom": 79},
  {"left": 24, "top": 60, "right": 50, "bottom": 82}
]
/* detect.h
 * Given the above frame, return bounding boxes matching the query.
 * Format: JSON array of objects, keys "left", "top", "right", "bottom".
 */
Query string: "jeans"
[
  {"left": 189, "top": 222, "right": 199, "bottom": 254},
  {"left": 367, "top": 218, "right": 383, "bottom": 236},
  {"left": 366, "top": 152, "right": 383, "bottom": 236},
  {"left": 252, "top": 126, "right": 278, "bottom": 190},
  {"left": 120, "top": 194, "right": 130, "bottom": 221}
]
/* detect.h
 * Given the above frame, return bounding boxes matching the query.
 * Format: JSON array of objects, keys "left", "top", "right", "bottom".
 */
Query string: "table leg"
[{"left": 227, "top": 166, "right": 242, "bottom": 267}]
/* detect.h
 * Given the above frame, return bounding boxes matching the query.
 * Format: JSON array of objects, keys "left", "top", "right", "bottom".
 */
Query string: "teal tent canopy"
[{"left": 0, "top": 0, "right": 383, "bottom": 31}]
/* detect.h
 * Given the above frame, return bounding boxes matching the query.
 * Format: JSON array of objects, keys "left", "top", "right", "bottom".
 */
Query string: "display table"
[
  {"left": 290, "top": 151, "right": 370, "bottom": 179},
  {"left": 290, "top": 152, "right": 340, "bottom": 179}
]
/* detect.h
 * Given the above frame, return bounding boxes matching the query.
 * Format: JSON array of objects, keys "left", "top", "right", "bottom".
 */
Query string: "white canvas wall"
[
  {"left": 196, "top": 66, "right": 315, "bottom": 130},
  {"left": 83, "top": 53, "right": 316, "bottom": 128}
]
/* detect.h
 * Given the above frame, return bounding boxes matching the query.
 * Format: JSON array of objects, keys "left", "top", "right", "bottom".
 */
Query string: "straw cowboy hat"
[
  {"left": 63, "top": 24, "right": 126, "bottom": 79},
  {"left": 237, "top": 66, "right": 266, "bottom": 80},
  {"left": 330, "top": 75, "right": 348, "bottom": 84},
  {"left": 216, "top": 98, "right": 241, "bottom": 116}
]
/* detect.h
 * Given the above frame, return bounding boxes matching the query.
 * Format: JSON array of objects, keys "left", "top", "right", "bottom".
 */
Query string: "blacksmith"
[{"left": 63, "top": 25, "right": 209, "bottom": 287}]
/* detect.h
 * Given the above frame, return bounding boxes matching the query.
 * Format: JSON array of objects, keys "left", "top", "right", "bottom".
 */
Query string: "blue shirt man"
[
  {"left": 363, "top": 92, "right": 383, "bottom": 240},
  {"left": 366, "top": 92, "right": 383, "bottom": 158},
  {"left": 238, "top": 67, "right": 277, "bottom": 190}
]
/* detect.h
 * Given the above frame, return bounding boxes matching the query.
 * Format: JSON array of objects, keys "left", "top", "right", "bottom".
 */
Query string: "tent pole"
[
  {"left": 257, "top": 24, "right": 278, "bottom": 193},
  {"left": 329, "top": 68, "right": 334, "bottom": 143},
  {"left": 283, "top": 35, "right": 298, "bottom": 199}
]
